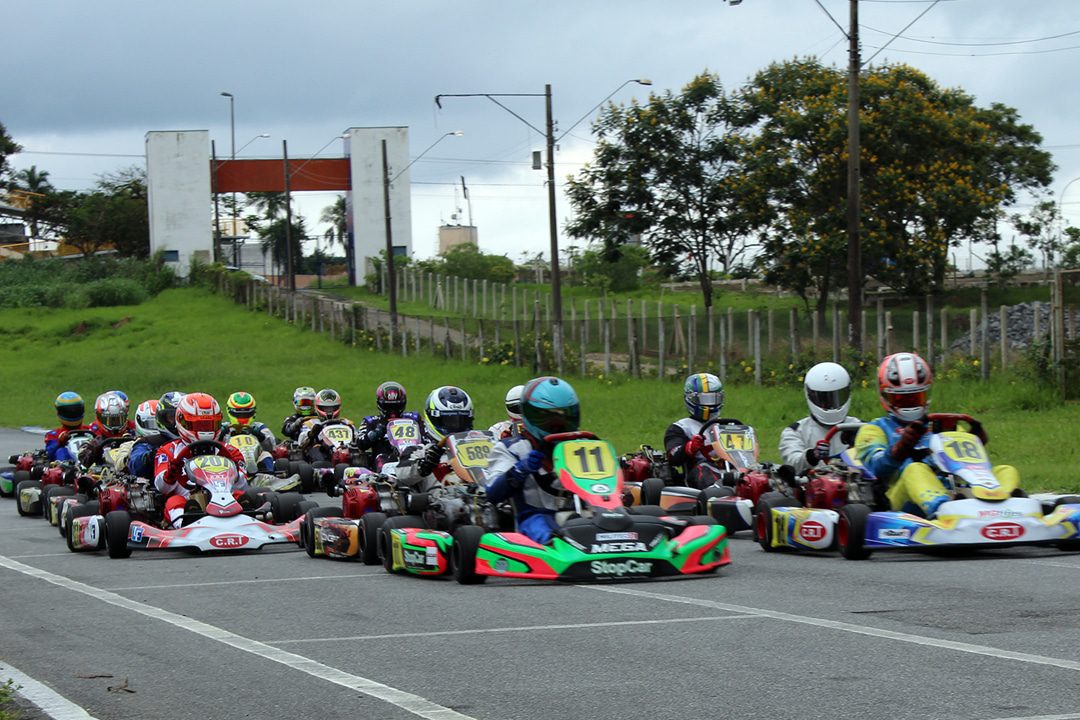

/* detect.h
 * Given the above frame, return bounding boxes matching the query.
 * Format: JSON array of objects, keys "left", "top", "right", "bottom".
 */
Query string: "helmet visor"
[
  {"left": 57, "top": 403, "right": 84, "bottom": 423},
  {"left": 523, "top": 402, "right": 581, "bottom": 436},
  {"left": 807, "top": 387, "right": 850, "bottom": 411},
  {"left": 885, "top": 389, "right": 927, "bottom": 410},
  {"left": 439, "top": 413, "right": 473, "bottom": 435},
  {"left": 181, "top": 415, "right": 219, "bottom": 437},
  {"left": 689, "top": 391, "right": 723, "bottom": 407}
]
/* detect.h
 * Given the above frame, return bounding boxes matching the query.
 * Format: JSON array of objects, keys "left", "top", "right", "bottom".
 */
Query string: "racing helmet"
[
  {"left": 683, "top": 373, "right": 723, "bottom": 422},
  {"left": 94, "top": 393, "right": 129, "bottom": 435},
  {"left": 804, "top": 362, "right": 852, "bottom": 427},
  {"left": 520, "top": 377, "right": 580, "bottom": 440},
  {"left": 105, "top": 390, "right": 130, "bottom": 414},
  {"left": 878, "top": 352, "right": 932, "bottom": 423},
  {"left": 134, "top": 400, "right": 159, "bottom": 437},
  {"left": 376, "top": 381, "right": 407, "bottom": 418},
  {"left": 505, "top": 384, "right": 524, "bottom": 421},
  {"left": 157, "top": 391, "right": 184, "bottom": 435},
  {"left": 55, "top": 391, "right": 85, "bottom": 429},
  {"left": 423, "top": 386, "right": 474, "bottom": 442},
  {"left": 227, "top": 391, "right": 257, "bottom": 426},
  {"left": 175, "top": 392, "right": 223, "bottom": 444},
  {"left": 314, "top": 388, "right": 342, "bottom": 420},
  {"left": 293, "top": 386, "right": 317, "bottom": 417}
]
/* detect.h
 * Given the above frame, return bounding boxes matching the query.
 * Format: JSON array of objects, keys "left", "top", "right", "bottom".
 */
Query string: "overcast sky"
[{"left": 6, "top": 0, "right": 1079, "bottom": 265}]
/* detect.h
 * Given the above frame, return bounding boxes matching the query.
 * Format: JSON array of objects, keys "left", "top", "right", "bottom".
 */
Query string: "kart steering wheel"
[
  {"left": 926, "top": 413, "right": 976, "bottom": 434},
  {"left": 543, "top": 431, "right": 598, "bottom": 444},
  {"left": 183, "top": 439, "right": 225, "bottom": 457},
  {"left": 822, "top": 421, "right": 866, "bottom": 446}
]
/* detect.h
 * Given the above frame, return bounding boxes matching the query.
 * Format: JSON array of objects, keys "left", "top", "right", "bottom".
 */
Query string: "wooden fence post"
[
  {"left": 969, "top": 308, "right": 978, "bottom": 356},
  {"left": 831, "top": 303, "right": 840, "bottom": 362},
  {"left": 980, "top": 287, "right": 989, "bottom": 380},
  {"left": 876, "top": 297, "right": 885, "bottom": 361},
  {"left": 789, "top": 307, "right": 799, "bottom": 360},
  {"left": 912, "top": 310, "right": 920, "bottom": 352},
  {"left": 658, "top": 304, "right": 666, "bottom": 380},
  {"left": 1000, "top": 305, "right": 1008, "bottom": 369},
  {"left": 753, "top": 310, "right": 762, "bottom": 386}
]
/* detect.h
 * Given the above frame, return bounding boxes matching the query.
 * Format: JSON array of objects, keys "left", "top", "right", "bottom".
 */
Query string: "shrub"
[{"left": 84, "top": 279, "right": 147, "bottom": 307}]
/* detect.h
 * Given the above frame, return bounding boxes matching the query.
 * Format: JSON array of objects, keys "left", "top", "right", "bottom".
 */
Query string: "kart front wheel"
[
  {"left": 755, "top": 495, "right": 796, "bottom": 550},
  {"left": 66, "top": 504, "right": 101, "bottom": 553},
  {"left": 358, "top": 512, "right": 388, "bottom": 565},
  {"left": 837, "top": 503, "right": 872, "bottom": 560},
  {"left": 451, "top": 525, "right": 488, "bottom": 585},
  {"left": 301, "top": 506, "right": 343, "bottom": 557},
  {"left": 379, "top": 515, "right": 426, "bottom": 574},
  {"left": 16, "top": 480, "right": 42, "bottom": 516},
  {"left": 105, "top": 510, "right": 133, "bottom": 559},
  {"left": 296, "top": 463, "right": 315, "bottom": 493},
  {"left": 640, "top": 477, "right": 666, "bottom": 506}
]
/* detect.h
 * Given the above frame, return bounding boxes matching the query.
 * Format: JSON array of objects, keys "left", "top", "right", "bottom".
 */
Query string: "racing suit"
[
  {"left": 484, "top": 436, "right": 560, "bottom": 544},
  {"left": 298, "top": 417, "right": 358, "bottom": 464},
  {"left": 356, "top": 412, "right": 422, "bottom": 468},
  {"left": 44, "top": 425, "right": 90, "bottom": 462},
  {"left": 854, "top": 415, "right": 1017, "bottom": 517},
  {"left": 127, "top": 431, "right": 177, "bottom": 480},
  {"left": 779, "top": 415, "right": 862, "bottom": 475},
  {"left": 79, "top": 430, "right": 135, "bottom": 468},
  {"left": 664, "top": 416, "right": 745, "bottom": 489},
  {"left": 281, "top": 413, "right": 314, "bottom": 441},
  {"left": 154, "top": 439, "right": 247, "bottom": 528},
  {"left": 220, "top": 422, "right": 276, "bottom": 474}
]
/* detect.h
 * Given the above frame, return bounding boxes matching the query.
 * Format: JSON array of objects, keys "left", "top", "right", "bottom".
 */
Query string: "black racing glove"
[
  {"left": 890, "top": 421, "right": 927, "bottom": 461},
  {"left": 415, "top": 443, "right": 442, "bottom": 476}
]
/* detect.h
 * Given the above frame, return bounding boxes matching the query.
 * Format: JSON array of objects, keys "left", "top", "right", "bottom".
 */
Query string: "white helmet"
[
  {"left": 504, "top": 385, "right": 524, "bottom": 421},
  {"left": 804, "top": 362, "right": 852, "bottom": 427}
]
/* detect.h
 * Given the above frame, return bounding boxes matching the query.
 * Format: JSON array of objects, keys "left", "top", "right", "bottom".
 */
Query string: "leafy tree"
[
  {"left": 575, "top": 244, "right": 649, "bottom": 292},
  {"left": 418, "top": 243, "right": 515, "bottom": 283},
  {"left": 12, "top": 165, "right": 54, "bottom": 240},
  {"left": 37, "top": 167, "right": 149, "bottom": 257},
  {"left": 320, "top": 194, "right": 352, "bottom": 284},
  {"left": 985, "top": 243, "right": 1033, "bottom": 284},
  {"left": 1011, "top": 198, "right": 1061, "bottom": 270},
  {"left": 1061, "top": 227, "right": 1080, "bottom": 270},
  {"left": 257, "top": 216, "right": 306, "bottom": 280},
  {"left": 0, "top": 121, "right": 20, "bottom": 188},
  {"left": 565, "top": 72, "right": 763, "bottom": 308},
  {"left": 741, "top": 59, "right": 1053, "bottom": 315}
]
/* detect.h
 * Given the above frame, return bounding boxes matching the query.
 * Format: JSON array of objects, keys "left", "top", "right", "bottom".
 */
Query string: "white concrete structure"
[
  {"left": 344, "top": 127, "right": 411, "bottom": 285},
  {"left": 146, "top": 131, "right": 212, "bottom": 277},
  {"left": 438, "top": 225, "right": 478, "bottom": 254}
]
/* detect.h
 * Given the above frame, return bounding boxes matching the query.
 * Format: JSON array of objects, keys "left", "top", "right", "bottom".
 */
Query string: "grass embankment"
[{"left": 2, "top": 287, "right": 1076, "bottom": 490}]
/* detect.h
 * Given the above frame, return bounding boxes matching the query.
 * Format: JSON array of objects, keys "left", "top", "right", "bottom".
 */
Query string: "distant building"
[{"left": 438, "top": 225, "right": 478, "bottom": 254}]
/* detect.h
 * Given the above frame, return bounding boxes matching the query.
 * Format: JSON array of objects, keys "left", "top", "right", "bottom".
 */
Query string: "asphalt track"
[{"left": 3, "top": 427, "right": 1080, "bottom": 720}]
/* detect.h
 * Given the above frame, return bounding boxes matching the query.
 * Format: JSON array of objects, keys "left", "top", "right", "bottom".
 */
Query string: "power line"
[
  {"left": 19, "top": 150, "right": 143, "bottom": 158},
  {"left": 863, "top": 0, "right": 941, "bottom": 66},
  {"left": 865, "top": 42, "right": 1080, "bottom": 57},
  {"left": 862, "top": 25, "right": 1080, "bottom": 47}
]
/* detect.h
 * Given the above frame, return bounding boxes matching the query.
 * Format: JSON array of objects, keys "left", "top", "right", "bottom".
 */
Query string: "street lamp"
[
  {"left": 237, "top": 133, "right": 271, "bottom": 155},
  {"left": 383, "top": 130, "right": 464, "bottom": 340},
  {"left": 220, "top": 92, "right": 236, "bottom": 265},
  {"left": 434, "top": 79, "right": 650, "bottom": 373}
]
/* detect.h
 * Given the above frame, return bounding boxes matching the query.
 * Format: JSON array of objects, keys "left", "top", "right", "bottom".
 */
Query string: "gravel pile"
[{"left": 949, "top": 301, "right": 1051, "bottom": 352}]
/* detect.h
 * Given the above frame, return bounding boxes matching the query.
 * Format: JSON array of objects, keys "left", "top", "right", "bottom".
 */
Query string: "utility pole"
[
  {"left": 846, "top": 0, "right": 863, "bottom": 351},
  {"left": 382, "top": 139, "right": 399, "bottom": 341},
  {"left": 283, "top": 140, "right": 295, "bottom": 291},
  {"left": 545, "top": 84, "right": 564, "bottom": 373}
]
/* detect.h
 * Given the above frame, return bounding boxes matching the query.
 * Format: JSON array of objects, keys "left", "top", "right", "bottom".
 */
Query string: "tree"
[
  {"left": 742, "top": 59, "right": 1053, "bottom": 314},
  {"left": 1061, "top": 227, "right": 1080, "bottom": 270},
  {"left": 320, "top": 194, "right": 352, "bottom": 283},
  {"left": 0, "top": 121, "right": 20, "bottom": 188},
  {"left": 985, "top": 243, "right": 1033, "bottom": 284},
  {"left": 1012, "top": 198, "right": 1061, "bottom": 271},
  {"left": 429, "top": 244, "right": 515, "bottom": 283},
  {"left": 12, "top": 165, "right": 54, "bottom": 240},
  {"left": 576, "top": 244, "right": 649, "bottom": 292},
  {"left": 565, "top": 72, "right": 763, "bottom": 308},
  {"left": 38, "top": 167, "right": 149, "bottom": 257}
]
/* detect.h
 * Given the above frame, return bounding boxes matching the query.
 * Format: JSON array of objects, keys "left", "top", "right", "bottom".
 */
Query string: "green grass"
[{"left": 2, "top": 287, "right": 1076, "bottom": 491}]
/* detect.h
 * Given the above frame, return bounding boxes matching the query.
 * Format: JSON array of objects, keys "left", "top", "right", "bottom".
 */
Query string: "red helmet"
[
  {"left": 315, "top": 388, "right": 342, "bottom": 420},
  {"left": 878, "top": 352, "right": 932, "bottom": 423},
  {"left": 176, "top": 392, "right": 223, "bottom": 444}
]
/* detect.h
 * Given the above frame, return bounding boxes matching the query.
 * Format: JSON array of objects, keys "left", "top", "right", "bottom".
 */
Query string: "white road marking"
[
  {"left": 585, "top": 585, "right": 1080, "bottom": 673},
  {"left": 1021, "top": 559, "right": 1080, "bottom": 571},
  {"left": 0, "top": 555, "right": 476, "bottom": 720},
  {"left": 8, "top": 552, "right": 76, "bottom": 558},
  {"left": 112, "top": 573, "right": 386, "bottom": 590},
  {"left": 0, "top": 660, "right": 98, "bottom": 720},
  {"left": 270, "top": 613, "right": 761, "bottom": 644},
  {"left": 988, "top": 715, "right": 1080, "bottom": 720}
]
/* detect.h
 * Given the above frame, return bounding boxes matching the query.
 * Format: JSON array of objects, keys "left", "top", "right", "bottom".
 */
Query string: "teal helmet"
[{"left": 520, "top": 377, "right": 580, "bottom": 440}]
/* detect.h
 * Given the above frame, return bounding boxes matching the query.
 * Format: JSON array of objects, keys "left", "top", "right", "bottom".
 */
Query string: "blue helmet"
[
  {"left": 520, "top": 377, "right": 580, "bottom": 440},
  {"left": 684, "top": 373, "right": 723, "bottom": 421},
  {"left": 55, "top": 391, "right": 85, "bottom": 428}
]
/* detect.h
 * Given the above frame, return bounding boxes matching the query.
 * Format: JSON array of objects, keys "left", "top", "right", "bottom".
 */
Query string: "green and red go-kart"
[
  {"left": 300, "top": 429, "right": 497, "bottom": 566},
  {"left": 756, "top": 413, "right": 1080, "bottom": 559},
  {"left": 443, "top": 431, "right": 729, "bottom": 584}
]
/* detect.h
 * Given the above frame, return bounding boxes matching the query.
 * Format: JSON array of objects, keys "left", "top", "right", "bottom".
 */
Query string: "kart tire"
[
  {"left": 359, "top": 512, "right": 388, "bottom": 565},
  {"left": 379, "top": 514, "right": 426, "bottom": 574},
  {"left": 640, "top": 477, "right": 666, "bottom": 507},
  {"left": 40, "top": 484, "right": 58, "bottom": 517},
  {"left": 30, "top": 465, "right": 44, "bottom": 480},
  {"left": 837, "top": 503, "right": 872, "bottom": 561},
  {"left": 295, "top": 500, "right": 317, "bottom": 518},
  {"left": 406, "top": 492, "right": 430, "bottom": 515},
  {"left": 628, "top": 504, "right": 667, "bottom": 517},
  {"left": 451, "top": 525, "right": 488, "bottom": 585},
  {"left": 271, "top": 492, "right": 305, "bottom": 524},
  {"left": 59, "top": 493, "right": 88, "bottom": 538},
  {"left": 334, "top": 463, "right": 350, "bottom": 484},
  {"left": 47, "top": 486, "right": 75, "bottom": 527},
  {"left": 689, "top": 514, "right": 718, "bottom": 526},
  {"left": 105, "top": 510, "right": 133, "bottom": 559},
  {"left": 297, "top": 463, "right": 316, "bottom": 494},
  {"left": 755, "top": 495, "right": 796, "bottom": 551},
  {"left": 9, "top": 469, "right": 31, "bottom": 498},
  {"left": 274, "top": 458, "right": 291, "bottom": 476},
  {"left": 66, "top": 504, "right": 101, "bottom": 553},
  {"left": 16, "top": 480, "right": 42, "bottom": 516},
  {"left": 301, "top": 506, "right": 343, "bottom": 557}
]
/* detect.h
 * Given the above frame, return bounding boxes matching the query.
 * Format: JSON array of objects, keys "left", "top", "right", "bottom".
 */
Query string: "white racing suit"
[{"left": 778, "top": 415, "right": 861, "bottom": 475}]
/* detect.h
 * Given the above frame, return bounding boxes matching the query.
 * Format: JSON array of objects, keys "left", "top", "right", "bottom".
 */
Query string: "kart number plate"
[
  {"left": 388, "top": 421, "right": 419, "bottom": 441},
  {"left": 191, "top": 455, "right": 232, "bottom": 471},
  {"left": 324, "top": 427, "right": 353, "bottom": 443},
  {"left": 230, "top": 435, "right": 259, "bottom": 449},
  {"left": 455, "top": 439, "right": 492, "bottom": 468},
  {"left": 561, "top": 440, "right": 616, "bottom": 481},
  {"left": 940, "top": 432, "right": 988, "bottom": 464},
  {"left": 716, "top": 432, "right": 753, "bottom": 452}
]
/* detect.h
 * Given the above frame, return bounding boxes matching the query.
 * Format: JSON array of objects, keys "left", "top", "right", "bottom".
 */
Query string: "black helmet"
[
  {"left": 157, "top": 391, "right": 185, "bottom": 434},
  {"left": 423, "top": 386, "right": 474, "bottom": 442},
  {"left": 376, "top": 381, "right": 407, "bottom": 417}
]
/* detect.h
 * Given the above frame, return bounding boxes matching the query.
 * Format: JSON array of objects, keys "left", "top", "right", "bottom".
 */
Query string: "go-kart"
[
  {"left": 448, "top": 431, "right": 730, "bottom": 584},
  {"left": 756, "top": 414, "right": 1080, "bottom": 559},
  {"left": 619, "top": 445, "right": 705, "bottom": 517},
  {"left": 67, "top": 440, "right": 313, "bottom": 558},
  {"left": 14, "top": 430, "right": 101, "bottom": 517},
  {"left": 694, "top": 420, "right": 787, "bottom": 534},
  {"left": 226, "top": 432, "right": 303, "bottom": 493},
  {"left": 301, "top": 429, "right": 496, "bottom": 568}
]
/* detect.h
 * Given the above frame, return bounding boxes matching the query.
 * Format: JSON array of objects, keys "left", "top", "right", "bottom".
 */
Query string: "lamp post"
[
  {"left": 220, "top": 92, "right": 236, "bottom": 264},
  {"left": 383, "top": 130, "right": 463, "bottom": 341},
  {"left": 434, "top": 79, "right": 650, "bottom": 373}
]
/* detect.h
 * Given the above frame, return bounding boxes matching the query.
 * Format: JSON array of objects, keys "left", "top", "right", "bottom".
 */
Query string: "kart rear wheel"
[
  {"left": 301, "top": 506, "right": 343, "bottom": 557},
  {"left": 451, "top": 525, "right": 487, "bottom": 585},
  {"left": 59, "top": 493, "right": 88, "bottom": 538},
  {"left": 379, "top": 515, "right": 426, "bottom": 574},
  {"left": 629, "top": 504, "right": 668, "bottom": 517},
  {"left": 271, "top": 492, "right": 305, "bottom": 523},
  {"left": 640, "top": 477, "right": 666, "bottom": 506},
  {"left": 296, "top": 463, "right": 315, "bottom": 493},
  {"left": 407, "top": 492, "right": 430, "bottom": 514},
  {"left": 66, "top": 504, "right": 101, "bottom": 553},
  {"left": 47, "top": 487, "right": 75, "bottom": 527},
  {"left": 755, "top": 495, "right": 796, "bottom": 551},
  {"left": 105, "top": 510, "right": 133, "bottom": 559},
  {"left": 274, "top": 458, "right": 291, "bottom": 476},
  {"left": 837, "top": 503, "right": 872, "bottom": 561},
  {"left": 334, "top": 463, "right": 350, "bottom": 484},
  {"left": 358, "top": 512, "right": 388, "bottom": 565},
  {"left": 16, "top": 480, "right": 42, "bottom": 516},
  {"left": 40, "top": 484, "right": 60, "bottom": 518}
]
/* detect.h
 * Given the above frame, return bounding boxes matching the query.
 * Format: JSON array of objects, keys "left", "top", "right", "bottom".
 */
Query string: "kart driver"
[
  {"left": 79, "top": 393, "right": 136, "bottom": 467},
  {"left": 220, "top": 391, "right": 276, "bottom": 474},
  {"left": 488, "top": 384, "right": 525, "bottom": 439},
  {"left": 154, "top": 393, "right": 247, "bottom": 528},
  {"left": 484, "top": 376, "right": 580, "bottom": 545},
  {"left": 779, "top": 362, "right": 862, "bottom": 475},
  {"left": 281, "top": 386, "right": 317, "bottom": 441},
  {"left": 128, "top": 391, "right": 183, "bottom": 479},
  {"left": 296, "top": 389, "right": 357, "bottom": 464},
  {"left": 44, "top": 392, "right": 90, "bottom": 462},
  {"left": 395, "top": 386, "right": 475, "bottom": 487},
  {"left": 664, "top": 373, "right": 745, "bottom": 489},
  {"left": 356, "top": 381, "right": 422, "bottom": 466},
  {"left": 854, "top": 352, "right": 1005, "bottom": 518},
  {"left": 88, "top": 391, "right": 136, "bottom": 438}
]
